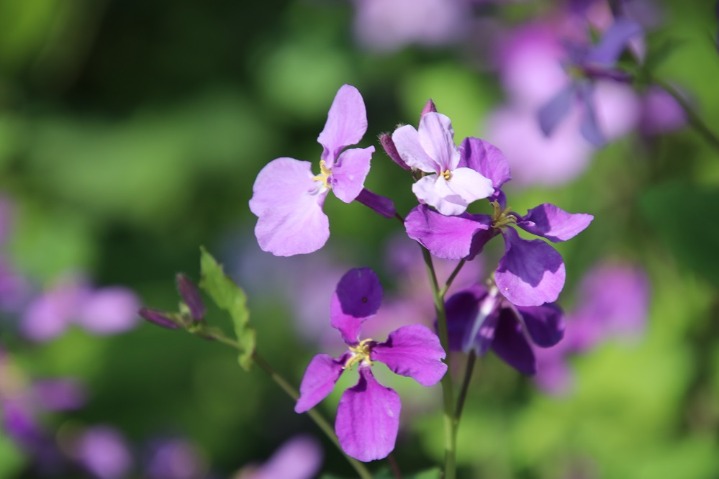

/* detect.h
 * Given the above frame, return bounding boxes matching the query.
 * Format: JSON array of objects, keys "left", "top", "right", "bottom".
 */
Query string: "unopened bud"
[
  {"left": 379, "top": 133, "right": 411, "bottom": 171},
  {"left": 176, "top": 274, "right": 205, "bottom": 321},
  {"left": 420, "top": 99, "right": 437, "bottom": 117},
  {"left": 139, "top": 308, "right": 180, "bottom": 330}
]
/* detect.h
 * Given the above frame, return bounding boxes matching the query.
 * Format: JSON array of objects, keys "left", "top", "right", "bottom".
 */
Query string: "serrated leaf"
[{"left": 198, "top": 246, "right": 255, "bottom": 370}]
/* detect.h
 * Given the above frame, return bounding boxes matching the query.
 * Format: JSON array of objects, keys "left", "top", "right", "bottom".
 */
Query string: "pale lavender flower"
[
  {"left": 392, "top": 112, "right": 494, "bottom": 215},
  {"left": 145, "top": 438, "right": 207, "bottom": 479},
  {"left": 249, "top": 85, "right": 377, "bottom": 256},
  {"left": 295, "top": 268, "right": 446, "bottom": 461},
  {"left": 235, "top": 436, "right": 322, "bottom": 479},
  {"left": 405, "top": 139, "right": 592, "bottom": 306},
  {"left": 639, "top": 86, "right": 686, "bottom": 136},
  {"left": 445, "top": 283, "right": 565, "bottom": 374},
  {"left": 73, "top": 426, "right": 133, "bottom": 479}
]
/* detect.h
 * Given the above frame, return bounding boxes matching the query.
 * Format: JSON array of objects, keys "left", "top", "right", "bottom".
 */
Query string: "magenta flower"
[
  {"left": 445, "top": 283, "right": 565, "bottom": 374},
  {"left": 392, "top": 112, "right": 494, "bottom": 216},
  {"left": 249, "top": 85, "right": 376, "bottom": 256},
  {"left": 405, "top": 138, "right": 592, "bottom": 306},
  {"left": 236, "top": 436, "right": 322, "bottom": 479},
  {"left": 295, "top": 268, "right": 447, "bottom": 462}
]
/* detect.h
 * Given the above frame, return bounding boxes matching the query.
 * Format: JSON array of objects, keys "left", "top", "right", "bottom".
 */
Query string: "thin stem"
[
  {"left": 199, "top": 328, "right": 373, "bottom": 479},
  {"left": 419, "top": 247, "right": 457, "bottom": 479},
  {"left": 439, "top": 259, "right": 466, "bottom": 298},
  {"left": 455, "top": 351, "right": 477, "bottom": 424},
  {"left": 388, "top": 453, "right": 403, "bottom": 479},
  {"left": 655, "top": 79, "right": 719, "bottom": 152}
]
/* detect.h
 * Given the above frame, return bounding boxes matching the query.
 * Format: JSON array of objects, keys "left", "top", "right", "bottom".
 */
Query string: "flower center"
[
  {"left": 312, "top": 160, "right": 332, "bottom": 189},
  {"left": 491, "top": 201, "right": 516, "bottom": 229},
  {"left": 441, "top": 169, "right": 452, "bottom": 181},
  {"left": 344, "top": 338, "right": 374, "bottom": 369}
]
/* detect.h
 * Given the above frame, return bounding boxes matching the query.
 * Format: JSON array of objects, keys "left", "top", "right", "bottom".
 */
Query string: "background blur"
[{"left": 0, "top": 0, "right": 718, "bottom": 478}]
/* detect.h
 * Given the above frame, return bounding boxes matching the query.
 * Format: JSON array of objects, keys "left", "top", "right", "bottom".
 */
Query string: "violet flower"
[
  {"left": 235, "top": 436, "right": 322, "bottom": 479},
  {"left": 391, "top": 112, "right": 494, "bottom": 215},
  {"left": 249, "top": 85, "right": 378, "bottom": 256},
  {"left": 295, "top": 268, "right": 447, "bottom": 462},
  {"left": 405, "top": 138, "right": 593, "bottom": 306},
  {"left": 538, "top": 18, "right": 642, "bottom": 146},
  {"left": 445, "top": 283, "right": 565, "bottom": 374}
]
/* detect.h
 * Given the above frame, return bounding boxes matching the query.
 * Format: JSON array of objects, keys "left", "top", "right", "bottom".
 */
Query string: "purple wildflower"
[
  {"left": 249, "top": 85, "right": 376, "bottom": 256},
  {"left": 445, "top": 282, "right": 565, "bottom": 374},
  {"left": 405, "top": 138, "right": 593, "bottom": 306},
  {"left": 236, "top": 436, "right": 322, "bottom": 479},
  {"left": 295, "top": 268, "right": 447, "bottom": 462},
  {"left": 391, "top": 112, "right": 494, "bottom": 215},
  {"left": 73, "top": 426, "right": 133, "bottom": 479},
  {"left": 538, "top": 18, "right": 642, "bottom": 146},
  {"left": 144, "top": 438, "right": 207, "bottom": 479}
]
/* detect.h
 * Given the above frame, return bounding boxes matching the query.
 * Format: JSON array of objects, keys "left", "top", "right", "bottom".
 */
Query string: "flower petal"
[
  {"left": 491, "top": 308, "right": 536, "bottom": 375},
  {"left": 417, "top": 112, "right": 459, "bottom": 171},
  {"left": 517, "top": 203, "right": 593, "bottom": 242},
  {"left": 578, "top": 83, "right": 606, "bottom": 147},
  {"left": 444, "top": 285, "right": 501, "bottom": 355},
  {"left": 331, "top": 268, "right": 383, "bottom": 344},
  {"left": 404, "top": 205, "right": 494, "bottom": 260},
  {"left": 538, "top": 85, "right": 574, "bottom": 138},
  {"left": 250, "top": 158, "right": 330, "bottom": 256},
  {"left": 445, "top": 167, "right": 494, "bottom": 206},
  {"left": 331, "top": 146, "right": 374, "bottom": 203},
  {"left": 355, "top": 188, "right": 396, "bottom": 218},
  {"left": 458, "top": 137, "right": 511, "bottom": 191},
  {"left": 317, "top": 84, "right": 368, "bottom": 165},
  {"left": 514, "top": 303, "right": 565, "bottom": 347},
  {"left": 586, "top": 18, "right": 642, "bottom": 67},
  {"left": 295, "top": 354, "right": 346, "bottom": 413},
  {"left": 335, "top": 368, "right": 401, "bottom": 462},
  {"left": 495, "top": 228, "right": 565, "bottom": 307},
  {"left": 371, "top": 324, "right": 447, "bottom": 386},
  {"left": 391, "top": 125, "right": 438, "bottom": 173}
]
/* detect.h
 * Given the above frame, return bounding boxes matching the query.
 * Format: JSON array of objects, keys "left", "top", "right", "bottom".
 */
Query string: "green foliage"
[{"left": 198, "top": 246, "right": 255, "bottom": 371}]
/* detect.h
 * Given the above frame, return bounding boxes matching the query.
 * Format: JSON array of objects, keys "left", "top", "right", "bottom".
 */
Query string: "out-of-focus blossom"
[
  {"left": 73, "top": 426, "right": 133, "bottom": 479},
  {"left": 21, "top": 277, "right": 140, "bottom": 342},
  {"left": 351, "top": 0, "right": 471, "bottom": 52},
  {"left": 145, "top": 438, "right": 207, "bottom": 479},
  {"left": 235, "top": 436, "right": 322, "bottom": 479},
  {"left": 639, "top": 86, "right": 686, "bottom": 136},
  {"left": 295, "top": 268, "right": 446, "bottom": 461},
  {"left": 534, "top": 262, "right": 650, "bottom": 394},
  {"left": 250, "top": 84, "right": 378, "bottom": 256}
]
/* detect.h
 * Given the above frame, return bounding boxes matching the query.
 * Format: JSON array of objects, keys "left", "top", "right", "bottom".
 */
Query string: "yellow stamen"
[
  {"left": 312, "top": 160, "right": 332, "bottom": 189},
  {"left": 491, "top": 201, "right": 516, "bottom": 229},
  {"left": 344, "top": 338, "right": 374, "bottom": 369},
  {"left": 442, "top": 169, "right": 452, "bottom": 181}
]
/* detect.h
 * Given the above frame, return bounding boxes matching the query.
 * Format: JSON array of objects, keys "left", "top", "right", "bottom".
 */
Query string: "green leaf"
[{"left": 198, "top": 246, "right": 255, "bottom": 370}]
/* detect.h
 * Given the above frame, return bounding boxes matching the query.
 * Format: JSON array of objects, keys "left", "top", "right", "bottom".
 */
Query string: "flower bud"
[
  {"left": 355, "top": 188, "right": 396, "bottom": 219},
  {"left": 175, "top": 274, "right": 205, "bottom": 321},
  {"left": 379, "top": 133, "right": 410, "bottom": 171},
  {"left": 139, "top": 308, "right": 180, "bottom": 329},
  {"left": 420, "top": 99, "right": 437, "bottom": 117}
]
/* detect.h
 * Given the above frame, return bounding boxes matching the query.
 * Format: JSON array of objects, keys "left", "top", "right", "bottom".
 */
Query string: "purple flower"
[
  {"left": 445, "top": 283, "right": 565, "bottom": 374},
  {"left": 236, "top": 436, "right": 322, "bottom": 479},
  {"left": 145, "top": 438, "right": 207, "bottom": 479},
  {"left": 73, "top": 426, "right": 133, "bottom": 479},
  {"left": 249, "top": 85, "right": 375, "bottom": 256},
  {"left": 294, "top": 268, "right": 447, "bottom": 462},
  {"left": 538, "top": 18, "right": 642, "bottom": 146},
  {"left": 391, "top": 112, "right": 494, "bottom": 215},
  {"left": 405, "top": 139, "right": 593, "bottom": 306}
]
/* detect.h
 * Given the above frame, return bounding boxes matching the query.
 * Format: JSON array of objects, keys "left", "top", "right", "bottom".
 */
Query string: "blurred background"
[{"left": 0, "top": 0, "right": 717, "bottom": 478}]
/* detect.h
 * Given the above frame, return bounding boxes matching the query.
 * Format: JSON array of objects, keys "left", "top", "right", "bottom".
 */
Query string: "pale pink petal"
[
  {"left": 317, "top": 85, "right": 368, "bottom": 165},
  {"left": 391, "top": 125, "right": 438, "bottom": 173},
  {"left": 417, "top": 112, "right": 458, "bottom": 171},
  {"left": 331, "top": 146, "right": 374, "bottom": 203},
  {"left": 445, "top": 167, "right": 494, "bottom": 206}
]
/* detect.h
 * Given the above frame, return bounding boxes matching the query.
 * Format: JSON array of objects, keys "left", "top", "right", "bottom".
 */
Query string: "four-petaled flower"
[
  {"left": 405, "top": 137, "right": 593, "bottom": 306},
  {"left": 249, "top": 84, "right": 375, "bottom": 256},
  {"left": 295, "top": 268, "right": 447, "bottom": 462},
  {"left": 392, "top": 112, "right": 494, "bottom": 216}
]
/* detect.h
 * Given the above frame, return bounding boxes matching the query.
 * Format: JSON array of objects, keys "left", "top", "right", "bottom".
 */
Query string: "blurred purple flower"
[
  {"left": 351, "top": 0, "right": 470, "bottom": 52},
  {"left": 249, "top": 84, "right": 377, "bottom": 256},
  {"left": 639, "top": 86, "right": 686, "bottom": 136},
  {"left": 295, "top": 268, "right": 446, "bottom": 461},
  {"left": 21, "top": 277, "right": 140, "bottom": 342},
  {"left": 145, "top": 438, "right": 207, "bottom": 479},
  {"left": 537, "top": 18, "right": 642, "bottom": 146},
  {"left": 534, "top": 262, "right": 650, "bottom": 394},
  {"left": 73, "top": 426, "right": 133, "bottom": 479},
  {"left": 235, "top": 436, "right": 322, "bottom": 479},
  {"left": 405, "top": 140, "right": 592, "bottom": 306},
  {"left": 445, "top": 283, "right": 565, "bottom": 374},
  {"left": 32, "top": 379, "right": 86, "bottom": 412}
]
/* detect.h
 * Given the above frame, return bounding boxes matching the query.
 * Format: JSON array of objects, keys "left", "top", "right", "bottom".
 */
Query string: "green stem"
[
  {"left": 455, "top": 351, "right": 477, "bottom": 424},
  {"left": 419, "top": 247, "right": 457, "bottom": 479},
  {"left": 199, "top": 328, "right": 374, "bottom": 479},
  {"left": 439, "top": 259, "right": 466, "bottom": 298},
  {"left": 655, "top": 79, "right": 719, "bottom": 152}
]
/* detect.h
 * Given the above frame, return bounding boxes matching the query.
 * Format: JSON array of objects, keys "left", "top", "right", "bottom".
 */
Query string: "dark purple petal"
[
  {"left": 139, "top": 308, "right": 180, "bottom": 329},
  {"left": 578, "top": 83, "right": 606, "bottom": 147},
  {"left": 176, "top": 274, "right": 205, "bottom": 321},
  {"left": 513, "top": 303, "right": 565, "bottom": 347},
  {"left": 318, "top": 85, "right": 368, "bottom": 165},
  {"left": 458, "top": 137, "right": 511, "bottom": 191},
  {"left": 355, "top": 188, "right": 396, "bottom": 218},
  {"left": 517, "top": 203, "right": 593, "bottom": 242},
  {"left": 491, "top": 308, "right": 536, "bottom": 375},
  {"left": 538, "top": 85, "right": 575, "bottom": 138},
  {"left": 335, "top": 368, "right": 400, "bottom": 462},
  {"left": 586, "top": 18, "right": 642, "bottom": 67},
  {"left": 445, "top": 285, "right": 486, "bottom": 351},
  {"left": 404, "top": 205, "right": 494, "bottom": 260},
  {"left": 379, "top": 132, "right": 411, "bottom": 170},
  {"left": 331, "top": 146, "right": 374, "bottom": 203},
  {"left": 331, "top": 268, "right": 383, "bottom": 344},
  {"left": 495, "top": 228, "right": 565, "bottom": 307},
  {"left": 371, "top": 324, "right": 447, "bottom": 386},
  {"left": 295, "top": 354, "right": 346, "bottom": 413}
]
